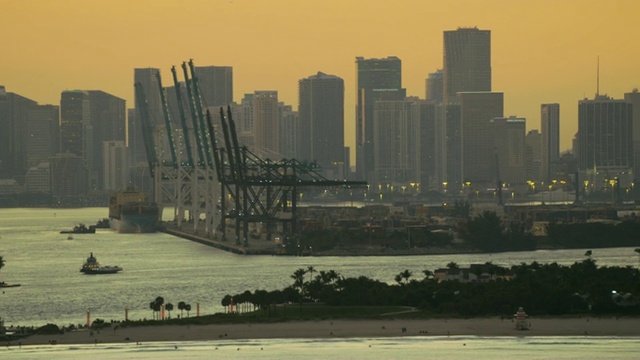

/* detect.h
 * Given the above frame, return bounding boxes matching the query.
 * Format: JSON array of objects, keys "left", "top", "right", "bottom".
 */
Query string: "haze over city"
[{"left": 2, "top": 0, "right": 640, "bottom": 154}]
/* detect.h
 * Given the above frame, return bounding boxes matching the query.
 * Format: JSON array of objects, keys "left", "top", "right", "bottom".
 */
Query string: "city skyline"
[{"left": 2, "top": 0, "right": 640, "bottom": 158}]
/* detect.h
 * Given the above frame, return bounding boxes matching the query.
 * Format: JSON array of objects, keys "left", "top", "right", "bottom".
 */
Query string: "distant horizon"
[{"left": 3, "top": 0, "right": 640, "bottom": 159}]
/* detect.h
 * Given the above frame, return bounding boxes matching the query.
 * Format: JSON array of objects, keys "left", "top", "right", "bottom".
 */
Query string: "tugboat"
[
  {"left": 80, "top": 252, "right": 122, "bottom": 275},
  {"left": 61, "top": 224, "right": 96, "bottom": 234}
]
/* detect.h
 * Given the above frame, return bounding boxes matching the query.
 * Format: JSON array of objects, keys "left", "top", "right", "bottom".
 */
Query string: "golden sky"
[{"left": 2, "top": 0, "right": 639, "bottom": 155}]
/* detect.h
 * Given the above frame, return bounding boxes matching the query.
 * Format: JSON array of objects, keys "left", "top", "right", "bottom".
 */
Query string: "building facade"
[
  {"left": 195, "top": 66, "right": 233, "bottom": 108},
  {"left": 578, "top": 95, "right": 633, "bottom": 186},
  {"left": 541, "top": 103, "right": 560, "bottom": 182},
  {"left": 355, "top": 56, "right": 405, "bottom": 181},
  {"left": 298, "top": 72, "right": 345, "bottom": 177},
  {"left": 443, "top": 27, "right": 492, "bottom": 104}
]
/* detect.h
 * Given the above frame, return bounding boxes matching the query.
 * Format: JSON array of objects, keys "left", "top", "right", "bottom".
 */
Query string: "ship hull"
[{"left": 110, "top": 214, "right": 158, "bottom": 233}]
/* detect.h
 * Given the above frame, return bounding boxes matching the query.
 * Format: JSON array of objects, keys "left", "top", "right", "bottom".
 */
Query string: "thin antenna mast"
[{"left": 596, "top": 56, "right": 600, "bottom": 97}]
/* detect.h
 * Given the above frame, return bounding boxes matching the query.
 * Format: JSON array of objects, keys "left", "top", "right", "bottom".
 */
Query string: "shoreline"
[{"left": 13, "top": 317, "right": 640, "bottom": 346}]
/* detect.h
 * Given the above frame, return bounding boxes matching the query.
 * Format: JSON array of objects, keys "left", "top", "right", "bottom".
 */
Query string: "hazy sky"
[{"left": 2, "top": 0, "right": 639, "bottom": 155}]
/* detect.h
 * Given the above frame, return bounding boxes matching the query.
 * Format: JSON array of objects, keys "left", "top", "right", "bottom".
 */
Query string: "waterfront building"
[
  {"left": 0, "top": 86, "right": 38, "bottom": 180},
  {"left": 103, "top": 140, "right": 128, "bottom": 191},
  {"left": 298, "top": 72, "right": 345, "bottom": 178},
  {"left": 541, "top": 103, "right": 560, "bottom": 182},
  {"left": 49, "top": 153, "right": 89, "bottom": 200},
  {"left": 25, "top": 162, "right": 51, "bottom": 194},
  {"left": 355, "top": 56, "right": 405, "bottom": 181},
  {"left": 26, "top": 104, "right": 59, "bottom": 170}
]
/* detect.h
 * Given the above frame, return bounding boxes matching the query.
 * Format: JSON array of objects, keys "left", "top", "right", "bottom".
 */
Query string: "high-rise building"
[
  {"left": 27, "top": 104, "right": 59, "bottom": 169},
  {"left": 0, "top": 86, "right": 38, "bottom": 180},
  {"left": 541, "top": 103, "right": 560, "bottom": 182},
  {"left": 103, "top": 140, "right": 128, "bottom": 191},
  {"left": 298, "top": 72, "right": 345, "bottom": 177},
  {"left": 416, "top": 100, "right": 437, "bottom": 189},
  {"left": 195, "top": 66, "right": 233, "bottom": 108},
  {"left": 624, "top": 89, "right": 640, "bottom": 179},
  {"left": 443, "top": 27, "right": 491, "bottom": 104},
  {"left": 253, "top": 91, "right": 280, "bottom": 157},
  {"left": 458, "top": 92, "right": 504, "bottom": 185},
  {"left": 60, "top": 91, "right": 90, "bottom": 159},
  {"left": 426, "top": 70, "right": 443, "bottom": 103},
  {"left": 491, "top": 116, "right": 526, "bottom": 185},
  {"left": 355, "top": 56, "right": 405, "bottom": 181},
  {"left": 279, "top": 103, "right": 298, "bottom": 159},
  {"left": 578, "top": 95, "right": 633, "bottom": 185},
  {"left": 525, "top": 129, "right": 542, "bottom": 182},
  {"left": 50, "top": 153, "right": 89, "bottom": 200},
  {"left": 87, "top": 91, "right": 126, "bottom": 189},
  {"left": 372, "top": 99, "right": 420, "bottom": 186}
]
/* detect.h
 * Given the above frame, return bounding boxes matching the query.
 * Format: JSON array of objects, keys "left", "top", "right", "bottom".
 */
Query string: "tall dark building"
[
  {"left": 458, "top": 92, "right": 504, "bottom": 185},
  {"left": 298, "top": 72, "right": 345, "bottom": 178},
  {"left": 0, "top": 86, "right": 38, "bottom": 180},
  {"left": 578, "top": 95, "right": 632, "bottom": 185},
  {"left": 355, "top": 56, "right": 405, "bottom": 181},
  {"left": 195, "top": 66, "right": 233, "bottom": 108},
  {"left": 541, "top": 103, "right": 560, "bottom": 182},
  {"left": 443, "top": 27, "right": 491, "bottom": 104},
  {"left": 87, "top": 91, "right": 126, "bottom": 189}
]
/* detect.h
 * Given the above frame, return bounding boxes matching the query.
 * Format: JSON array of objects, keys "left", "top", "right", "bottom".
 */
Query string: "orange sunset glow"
[{"left": 2, "top": 0, "right": 639, "bottom": 156}]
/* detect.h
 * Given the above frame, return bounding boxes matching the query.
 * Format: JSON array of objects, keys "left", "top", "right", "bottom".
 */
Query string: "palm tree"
[
  {"left": 221, "top": 295, "right": 232, "bottom": 313},
  {"left": 185, "top": 304, "right": 192, "bottom": 317},
  {"left": 165, "top": 303, "right": 174, "bottom": 319},
  {"left": 401, "top": 269, "right": 412, "bottom": 283},
  {"left": 306, "top": 265, "right": 316, "bottom": 282},
  {"left": 0, "top": 255, "right": 5, "bottom": 272},
  {"left": 585, "top": 250, "right": 593, "bottom": 261},
  {"left": 178, "top": 301, "right": 186, "bottom": 318},
  {"left": 291, "top": 268, "right": 306, "bottom": 294}
]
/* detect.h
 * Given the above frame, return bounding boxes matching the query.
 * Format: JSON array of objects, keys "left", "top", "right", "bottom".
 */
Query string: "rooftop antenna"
[{"left": 596, "top": 55, "right": 600, "bottom": 97}]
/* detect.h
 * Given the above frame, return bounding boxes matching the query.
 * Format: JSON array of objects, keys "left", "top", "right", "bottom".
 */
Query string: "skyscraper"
[
  {"left": 443, "top": 27, "right": 491, "bottom": 104},
  {"left": 0, "top": 86, "right": 38, "bottom": 179},
  {"left": 541, "top": 103, "right": 560, "bottom": 182},
  {"left": 457, "top": 92, "right": 504, "bottom": 185},
  {"left": 88, "top": 90, "right": 126, "bottom": 189},
  {"left": 253, "top": 91, "right": 279, "bottom": 157},
  {"left": 491, "top": 116, "right": 527, "bottom": 185},
  {"left": 355, "top": 56, "right": 405, "bottom": 181},
  {"left": 299, "top": 72, "right": 345, "bottom": 177},
  {"left": 373, "top": 99, "right": 420, "bottom": 186},
  {"left": 578, "top": 95, "right": 633, "bottom": 185},
  {"left": 195, "top": 66, "right": 233, "bottom": 108}
]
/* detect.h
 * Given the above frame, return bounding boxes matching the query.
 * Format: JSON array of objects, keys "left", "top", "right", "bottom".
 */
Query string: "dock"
[{"left": 159, "top": 222, "right": 275, "bottom": 255}]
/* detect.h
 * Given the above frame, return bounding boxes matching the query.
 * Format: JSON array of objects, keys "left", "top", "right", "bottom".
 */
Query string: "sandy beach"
[{"left": 13, "top": 317, "right": 640, "bottom": 346}]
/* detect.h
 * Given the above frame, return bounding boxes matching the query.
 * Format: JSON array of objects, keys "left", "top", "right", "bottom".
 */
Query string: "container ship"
[{"left": 108, "top": 187, "right": 160, "bottom": 233}]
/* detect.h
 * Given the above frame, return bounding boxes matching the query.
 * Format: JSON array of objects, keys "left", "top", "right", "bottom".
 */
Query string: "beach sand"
[{"left": 14, "top": 317, "right": 640, "bottom": 346}]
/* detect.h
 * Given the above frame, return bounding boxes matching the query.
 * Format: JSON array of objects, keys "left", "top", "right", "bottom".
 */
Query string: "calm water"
[
  {"left": 0, "top": 207, "right": 638, "bottom": 329},
  {"left": 2, "top": 208, "right": 639, "bottom": 358},
  {"left": 5, "top": 336, "right": 640, "bottom": 359}
]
